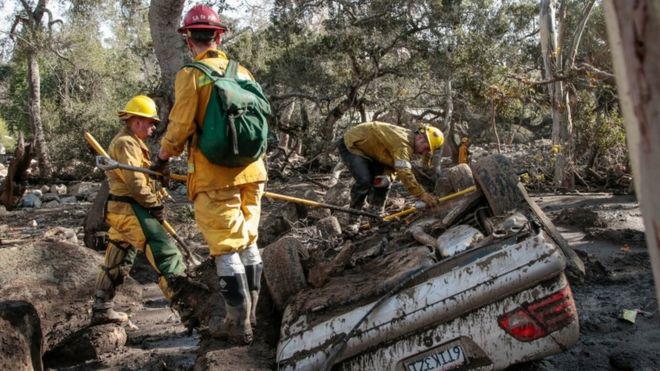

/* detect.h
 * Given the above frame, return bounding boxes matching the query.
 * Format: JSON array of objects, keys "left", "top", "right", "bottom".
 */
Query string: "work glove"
[
  {"left": 418, "top": 192, "right": 439, "bottom": 209},
  {"left": 148, "top": 205, "right": 166, "bottom": 223},
  {"left": 149, "top": 154, "right": 170, "bottom": 188}
]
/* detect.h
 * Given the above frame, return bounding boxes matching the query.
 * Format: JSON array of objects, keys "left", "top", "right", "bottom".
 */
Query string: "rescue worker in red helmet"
[
  {"left": 338, "top": 121, "right": 444, "bottom": 216},
  {"left": 150, "top": 4, "right": 266, "bottom": 344}
]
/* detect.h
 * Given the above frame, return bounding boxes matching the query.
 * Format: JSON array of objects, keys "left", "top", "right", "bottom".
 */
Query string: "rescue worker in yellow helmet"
[
  {"left": 338, "top": 121, "right": 444, "bottom": 215},
  {"left": 91, "top": 95, "right": 191, "bottom": 327},
  {"left": 150, "top": 4, "right": 266, "bottom": 344},
  {"left": 458, "top": 137, "right": 471, "bottom": 165}
]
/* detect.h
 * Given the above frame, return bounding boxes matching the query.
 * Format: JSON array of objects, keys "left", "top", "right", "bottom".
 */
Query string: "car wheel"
[
  {"left": 261, "top": 236, "right": 308, "bottom": 312},
  {"left": 471, "top": 154, "right": 524, "bottom": 215}
]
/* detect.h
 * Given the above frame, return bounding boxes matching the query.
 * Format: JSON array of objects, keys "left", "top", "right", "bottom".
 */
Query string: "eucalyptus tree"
[
  {"left": 604, "top": 0, "right": 660, "bottom": 306},
  {"left": 7, "top": 0, "right": 60, "bottom": 177},
  {"left": 540, "top": 0, "right": 598, "bottom": 189}
]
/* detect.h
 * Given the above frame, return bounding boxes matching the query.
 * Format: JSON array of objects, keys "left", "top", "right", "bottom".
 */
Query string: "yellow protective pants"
[
  {"left": 95, "top": 212, "right": 181, "bottom": 301},
  {"left": 194, "top": 182, "right": 265, "bottom": 256}
]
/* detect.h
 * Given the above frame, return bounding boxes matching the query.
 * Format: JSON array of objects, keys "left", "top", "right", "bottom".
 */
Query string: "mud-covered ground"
[{"left": 0, "top": 187, "right": 658, "bottom": 370}]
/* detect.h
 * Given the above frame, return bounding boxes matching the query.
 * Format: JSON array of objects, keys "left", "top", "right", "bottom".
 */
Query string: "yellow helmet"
[
  {"left": 118, "top": 95, "right": 160, "bottom": 121},
  {"left": 422, "top": 124, "right": 444, "bottom": 152}
]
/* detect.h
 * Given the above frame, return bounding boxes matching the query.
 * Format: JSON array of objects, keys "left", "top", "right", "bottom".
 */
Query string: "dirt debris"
[{"left": 0, "top": 177, "right": 658, "bottom": 370}]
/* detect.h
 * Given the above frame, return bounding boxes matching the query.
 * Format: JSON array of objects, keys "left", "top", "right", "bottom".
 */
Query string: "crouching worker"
[
  {"left": 338, "top": 121, "right": 445, "bottom": 217},
  {"left": 91, "top": 95, "right": 199, "bottom": 329}
]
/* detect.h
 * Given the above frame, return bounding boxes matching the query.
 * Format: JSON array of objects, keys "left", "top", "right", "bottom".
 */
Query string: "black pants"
[{"left": 338, "top": 139, "right": 390, "bottom": 210}]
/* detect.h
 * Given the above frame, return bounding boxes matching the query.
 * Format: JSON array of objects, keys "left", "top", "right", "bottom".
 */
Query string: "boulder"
[
  {"left": 316, "top": 216, "right": 342, "bottom": 239},
  {"left": 20, "top": 193, "right": 42, "bottom": 208},
  {"left": 50, "top": 184, "right": 67, "bottom": 196},
  {"left": 0, "top": 300, "right": 43, "bottom": 371},
  {"left": 43, "top": 324, "right": 127, "bottom": 367}
]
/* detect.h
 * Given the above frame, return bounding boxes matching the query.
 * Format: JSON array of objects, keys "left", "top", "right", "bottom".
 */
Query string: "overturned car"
[{"left": 263, "top": 154, "right": 583, "bottom": 371}]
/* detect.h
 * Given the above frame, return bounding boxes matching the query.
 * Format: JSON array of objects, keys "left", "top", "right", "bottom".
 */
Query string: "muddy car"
[{"left": 263, "top": 155, "right": 582, "bottom": 371}]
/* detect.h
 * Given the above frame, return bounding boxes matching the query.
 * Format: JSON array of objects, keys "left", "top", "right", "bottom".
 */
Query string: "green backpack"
[{"left": 184, "top": 60, "right": 270, "bottom": 167}]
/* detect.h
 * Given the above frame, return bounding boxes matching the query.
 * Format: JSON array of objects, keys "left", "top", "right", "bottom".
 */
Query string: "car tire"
[
  {"left": 262, "top": 236, "right": 308, "bottom": 312},
  {"left": 471, "top": 154, "right": 524, "bottom": 215}
]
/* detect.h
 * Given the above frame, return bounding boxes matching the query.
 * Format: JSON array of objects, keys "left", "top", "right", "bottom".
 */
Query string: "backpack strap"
[
  {"left": 183, "top": 60, "right": 239, "bottom": 80},
  {"left": 225, "top": 60, "right": 238, "bottom": 79}
]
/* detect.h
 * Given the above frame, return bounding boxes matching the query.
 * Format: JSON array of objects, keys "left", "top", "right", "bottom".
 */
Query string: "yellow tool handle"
[
  {"left": 264, "top": 191, "right": 322, "bottom": 207},
  {"left": 85, "top": 132, "right": 187, "bottom": 182},
  {"left": 382, "top": 185, "right": 478, "bottom": 222}
]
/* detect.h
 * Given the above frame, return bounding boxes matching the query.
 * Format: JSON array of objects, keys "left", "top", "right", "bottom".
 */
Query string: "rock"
[
  {"left": 0, "top": 300, "right": 43, "bottom": 371},
  {"left": 20, "top": 194, "right": 42, "bottom": 208},
  {"left": 68, "top": 182, "right": 101, "bottom": 200},
  {"left": 325, "top": 183, "right": 350, "bottom": 206},
  {"left": 262, "top": 236, "right": 308, "bottom": 311},
  {"left": 44, "top": 227, "right": 79, "bottom": 245},
  {"left": 43, "top": 200, "right": 61, "bottom": 209},
  {"left": 446, "top": 164, "right": 475, "bottom": 191},
  {"left": 42, "top": 192, "right": 60, "bottom": 202},
  {"left": 434, "top": 174, "right": 453, "bottom": 197},
  {"left": 44, "top": 324, "right": 127, "bottom": 366},
  {"left": 60, "top": 196, "right": 78, "bottom": 205},
  {"left": 40, "top": 185, "right": 50, "bottom": 194},
  {"left": 258, "top": 201, "right": 298, "bottom": 247},
  {"left": 31, "top": 189, "right": 43, "bottom": 198},
  {"left": 0, "top": 205, "right": 7, "bottom": 216},
  {"left": 301, "top": 189, "right": 332, "bottom": 220},
  {"left": 316, "top": 216, "right": 342, "bottom": 239},
  {"left": 51, "top": 184, "right": 67, "bottom": 196}
]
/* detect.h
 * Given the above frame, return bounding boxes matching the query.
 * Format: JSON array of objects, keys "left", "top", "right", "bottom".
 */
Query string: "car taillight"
[{"left": 498, "top": 285, "right": 577, "bottom": 342}]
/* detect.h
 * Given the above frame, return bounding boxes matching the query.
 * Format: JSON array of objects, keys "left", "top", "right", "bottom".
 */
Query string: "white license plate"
[{"left": 404, "top": 343, "right": 466, "bottom": 371}]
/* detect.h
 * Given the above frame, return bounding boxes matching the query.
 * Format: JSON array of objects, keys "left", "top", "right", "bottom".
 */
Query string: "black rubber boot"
[
  {"left": 244, "top": 263, "right": 263, "bottom": 327},
  {"left": 209, "top": 273, "right": 253, "bottom": 344}
]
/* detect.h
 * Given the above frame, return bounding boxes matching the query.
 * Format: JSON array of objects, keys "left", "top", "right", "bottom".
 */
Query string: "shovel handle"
[{"left": 382, "top": 186, "right": 478, "bottom": 222}]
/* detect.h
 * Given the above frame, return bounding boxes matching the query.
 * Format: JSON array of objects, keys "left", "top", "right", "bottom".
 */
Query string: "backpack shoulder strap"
[
  {"left": 182, "top": 61, "right": 223, "bottom": 80},
  {"left": 225, "top": 60, "right": 239, "bottom": 79}
]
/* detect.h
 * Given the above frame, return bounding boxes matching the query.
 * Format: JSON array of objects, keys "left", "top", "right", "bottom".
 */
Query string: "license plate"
[{"left": 404, "top": 343, "right": 466, "bottom": 371}]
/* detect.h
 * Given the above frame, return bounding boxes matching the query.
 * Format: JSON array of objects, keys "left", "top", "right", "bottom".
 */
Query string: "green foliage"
[{"left": 0, "top": 117, "right": 16, "bottom": 152}]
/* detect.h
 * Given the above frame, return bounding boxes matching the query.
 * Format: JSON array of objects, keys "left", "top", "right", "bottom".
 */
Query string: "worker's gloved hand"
[
  {"left": 150, "top": 154, "right": 170, "bottom": 188},
  {"left": 148, "top": 205, "right": 166, "bottom": 223},
  {"left": 419, "top": 192, "right": 439, "bottom": 209}
]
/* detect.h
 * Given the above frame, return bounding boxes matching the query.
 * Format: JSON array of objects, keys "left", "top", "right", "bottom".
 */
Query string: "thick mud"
[{"left": 0, "top": 192, "right": 658, "bottom": 370}]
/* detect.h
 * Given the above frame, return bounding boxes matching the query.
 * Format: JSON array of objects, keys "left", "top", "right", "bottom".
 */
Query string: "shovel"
[
  {"left": 84, "top": 134, "right": 202, "bottom": 267},
  {"left": 95, "top": 155, "right": 381, "bottom": 220}
]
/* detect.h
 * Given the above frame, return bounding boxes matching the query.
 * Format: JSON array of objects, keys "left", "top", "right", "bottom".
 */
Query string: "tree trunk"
[
  {"left": 27, "top": 51, "right": 52, "bottom": 178},
  {"left": 491, "top": 102, "right": 501, "bottom": 153},
  {"left": 604, "top": 0, "right": 660, "bottom": 306},
  {"left": 148, "top": 0, "right": 187, "bottom": 137},
  {"left": 322, "top": 87, "right": 359, "bottom": 141},
  {"left": 0, "top": 133, "right": 33, "bottom": 210},
  {"left": 540, "top": 0, "right": 574, "bottom": 189}
]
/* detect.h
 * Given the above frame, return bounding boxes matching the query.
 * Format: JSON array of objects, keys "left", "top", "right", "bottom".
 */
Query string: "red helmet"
[{"left": 178, "top": 5, "right": 227, "bottom": 34}]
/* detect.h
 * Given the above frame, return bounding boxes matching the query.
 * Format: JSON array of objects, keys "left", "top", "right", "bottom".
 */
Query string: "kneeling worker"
[{"left": 338, "top": 121, "right": 445, "bottom": 215}]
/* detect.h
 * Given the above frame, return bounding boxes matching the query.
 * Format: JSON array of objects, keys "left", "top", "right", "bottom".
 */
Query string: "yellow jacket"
[
  {"left": 161, "top": 48, "right": 267, "bottom": 200},
  {"left": 344, "top": 121, "right": 425, "bottom": 197},
  {"left": 106, "top": 127, "right": 162, "bottom": 214}
]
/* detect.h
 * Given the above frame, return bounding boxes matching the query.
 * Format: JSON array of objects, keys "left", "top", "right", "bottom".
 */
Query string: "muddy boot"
[
  {"left": 168, "top": 275, "right": 209, "bottom": 333},
  {"left": 245, "top": 263, "right": 263, "bottom": 327},
  {"left": 91, "top": 293, "right": 128, "bottom": 325},
  {"left": 209, "top": 273, "right": 253, "bottom": 344},
  {"left": 91, "top": 308, "right": 129, "bottom": 325}
]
